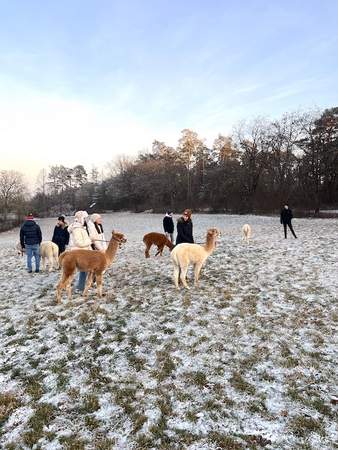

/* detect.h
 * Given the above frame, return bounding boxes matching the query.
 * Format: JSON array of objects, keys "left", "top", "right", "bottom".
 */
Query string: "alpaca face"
[
  {"left": 111, "top": 231, "right": 127, "bottom": 247},
  {"left": 207, "top": 228, "right": 220, "bottom": 238}
]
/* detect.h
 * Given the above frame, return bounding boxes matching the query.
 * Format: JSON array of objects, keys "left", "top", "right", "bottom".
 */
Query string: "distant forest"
[{"left": 1, "top": 106, "right": 338, "bottom": 226}]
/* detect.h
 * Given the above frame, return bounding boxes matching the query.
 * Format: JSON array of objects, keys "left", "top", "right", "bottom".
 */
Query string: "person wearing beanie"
[
  {"left": 52, "top": 215, "right": 70, "bottom": 255},
  {"left": 176, "top": 209, "right": 194, "bottom": 245},
  {"left": 19, "top": 213, "right": 42, "bottom": 273},
  {"left": 163, "top": 211, "right": 174, "bottom": 243},
  {"left": 87, "top": 213, "right": 107, "bottom": 252},
  {"left": 68, "top": 210, "right": 92, "bottom": 293}
]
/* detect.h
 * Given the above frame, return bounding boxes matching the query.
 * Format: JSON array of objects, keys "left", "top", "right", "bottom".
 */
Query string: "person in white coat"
[
  {"left": 68, "top": 210, "right": 92, "bottom": 292},
  {"left": 87, "top": 213, "right": 107, "bottom": 252}
]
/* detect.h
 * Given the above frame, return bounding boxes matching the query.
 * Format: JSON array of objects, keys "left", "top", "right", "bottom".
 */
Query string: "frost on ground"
[{"left": 0, "top": 213, "right": 337, "bottom": 450}]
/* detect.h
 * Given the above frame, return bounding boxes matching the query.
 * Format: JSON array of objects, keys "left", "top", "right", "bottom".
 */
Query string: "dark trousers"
[
  {"left": 283, "top": 222, "right": 297, "bottom": 239},
  {"left": 58, "top": 245, "right": 66, "bottom": 255}
]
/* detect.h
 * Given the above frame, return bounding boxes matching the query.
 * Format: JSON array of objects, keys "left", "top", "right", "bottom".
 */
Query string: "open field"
[{"left": 0, "top": 213, "right": 337, "bottom": 449}]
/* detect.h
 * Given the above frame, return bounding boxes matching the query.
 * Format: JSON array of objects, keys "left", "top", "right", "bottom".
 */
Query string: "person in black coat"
[
  {"left": 176, "top": 209, "right": 194, "bottom": 245},
  {"left": 163, "top": 211, "right": 174, "bottom": 243},
  {"left": 20, "top": 213, "right": 42, "bottom": 273},
  {"left": 52, "top": 216, "right": 70, "bottom": 254},
  {"left": 280, "top": 205, "right": 297, "bottom": 239}
]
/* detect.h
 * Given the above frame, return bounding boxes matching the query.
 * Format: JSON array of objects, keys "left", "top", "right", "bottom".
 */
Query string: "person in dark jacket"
[
  {"left": 176, "top": 209, "right": 194, "bottom": 245},
  {"left": 52, "top": 216, "right": 69, "bottom": 255},
  {"left": 163, "top": 211, "right": 174, "bottom": 243},
  {"left": 20, "top": 213, "right": 42, "bottom": 273},
  {"left": 280, "top": 205, "right": 297, "bottom": 239}
]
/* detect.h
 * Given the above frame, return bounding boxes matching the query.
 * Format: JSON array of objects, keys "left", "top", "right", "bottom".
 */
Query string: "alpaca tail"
[
  {"left": 58, "top": 252, "right": 67, "bottom": 266},
  {"left": 170, "top": 247, "right": 179, "bottom": 266}
]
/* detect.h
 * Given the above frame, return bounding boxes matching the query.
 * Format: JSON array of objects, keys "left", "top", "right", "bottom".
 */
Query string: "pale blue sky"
[{"left": 1, "top": 0, "right": 337, "bottom": 180}]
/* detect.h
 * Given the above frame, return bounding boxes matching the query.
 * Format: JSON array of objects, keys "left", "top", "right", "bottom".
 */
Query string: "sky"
[{"left": 1, "top": 0, "right": 338, "bottom": 184}]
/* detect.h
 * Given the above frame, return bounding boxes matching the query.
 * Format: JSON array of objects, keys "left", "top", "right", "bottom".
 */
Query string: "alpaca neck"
[
  {"left": 104, "top": 238, "right": 119, "bottom": 265},
  {"left": 166, "top": 239, "right": 174, "bottom": 250},
  {"left": 203, "top": 236, "right": 216, "bottom": 254}
]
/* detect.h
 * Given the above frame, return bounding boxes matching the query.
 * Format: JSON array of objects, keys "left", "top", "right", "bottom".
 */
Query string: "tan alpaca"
[
  {"left": 170, "top": 228, "right": 220, "bottom": 290},
  {"left": 56, "top": 231, "right": 126, "bottom": 303},
  {"left": 143, "top": 232, "right": 174, "bottom": 258},
  {"left": 40, "top": 241, "right": 59, "bottom": 271},
  {"left": 242, "top": 224, "right": 251, "bottom": 243}
]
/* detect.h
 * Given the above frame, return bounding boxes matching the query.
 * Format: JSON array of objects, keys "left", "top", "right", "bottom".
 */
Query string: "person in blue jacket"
[{"left": 20, "top": 213, "right": 42, "bottom": 273}]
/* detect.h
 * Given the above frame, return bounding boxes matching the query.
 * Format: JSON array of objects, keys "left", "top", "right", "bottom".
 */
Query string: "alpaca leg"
[
  {"left": 145, "top": 243, "right": 151, "bottom": 258},
  {"left": 65, "top": 273, "right": 75, "bottom": 301},
  {"left": 48, "top": 256, "right": 54, "bottom": 272},
  {"left": 56, "top": 272, "right": 70, "bottom": 303},
  {"left": 96, "top": 274, "right": 103, "bottom": 298},
  {"left": 56, "top": 281, "right": 64, "bottom": 303},
  {"left": 180, "top": 264, "right": 190, "bottom": 289},
  {"left": 83, "top": 272, "right": 94, "bottom": 299},
  {"left": 173, "top": 264, "right": 180, "bottom": 289},
  {"left": 155, "top": 245, "right": 164, "bottom": 256},
  {"left": 42, "top": 256, "right": 46, "bottom": 271},
  {"left": 194, "top": 262, "right": 203, "bottom": 287}
]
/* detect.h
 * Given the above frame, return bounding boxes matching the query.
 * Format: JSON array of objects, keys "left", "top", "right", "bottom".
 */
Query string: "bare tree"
[{"left": 0, "top": 170, "right": 27, "bottom": 220}]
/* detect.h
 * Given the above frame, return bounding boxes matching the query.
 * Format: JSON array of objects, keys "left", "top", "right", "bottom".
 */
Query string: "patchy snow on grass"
[{"left": 0, "top": 213, "right": 337, "bottom": 449}]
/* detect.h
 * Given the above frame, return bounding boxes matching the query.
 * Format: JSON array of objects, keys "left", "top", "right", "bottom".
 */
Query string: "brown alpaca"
[
  {"left": 143, "top": 232, "right": 174, "bottom": 258},
  {"left": 170, "top": 228, "right": 220, "bottom": 289},
  {"left": 56, "top": 231, "right": 126, "bottom": 303}
]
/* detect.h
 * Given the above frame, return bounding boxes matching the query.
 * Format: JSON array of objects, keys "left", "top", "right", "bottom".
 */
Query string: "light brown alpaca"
[
  {"left": 170, "top": 228, "right": 220, "bottom": 289},
  {"left": 56, "top": 231, "right": 126, "bottom": 303},
  {"left": 143, "top": 232, "right": 174, "bottom": 258}
]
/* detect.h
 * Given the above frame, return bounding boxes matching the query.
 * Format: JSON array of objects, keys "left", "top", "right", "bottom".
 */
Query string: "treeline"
[
  {"left": 1, "top": 106, "right": 337, "bottom": 222},
  {"left": 96, "top": 107, "right": 338, "bottom": 214}
]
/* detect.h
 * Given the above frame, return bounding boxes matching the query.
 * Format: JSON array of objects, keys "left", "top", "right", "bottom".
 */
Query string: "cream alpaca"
[
  {"left": 56, "top": 231, "right": 126, "bottom": 303},
  {"left": 170, "top": 228, "right": 219, "bottom": 289},
  {"left": 242, "top": 224, "right": 251, "bottom": 243},
  {"left": 40, "top": 241, "right": 59, "bottom": 271},
  {"left": 16, "top": 241, "right": 59, "bottom": 271}
]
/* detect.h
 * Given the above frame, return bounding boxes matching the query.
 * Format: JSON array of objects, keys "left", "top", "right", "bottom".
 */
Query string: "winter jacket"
[
  {"left": 176, "top": 217, "right": 194, "bottom": 245},
  {"left": 68, "top": 221, "right": 92, "bottom": 250},
  {"left": 20, "top": 220, "right": 42, "bottom": 247},
  {"left": 87, "top": 220, "right": 107, "bottom": 252},
  {"left": 163, "top": 215, "right": 174, "bottom": 233},
  {"left": 280, "top": 208, "right": 293, "bottom": 224},
  {"left": 52, "top": 224, "right": 69, "bottom": 249}
]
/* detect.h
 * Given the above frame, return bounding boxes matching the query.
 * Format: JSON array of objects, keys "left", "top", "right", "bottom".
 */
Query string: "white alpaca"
[
  {"left": 242, "top": 224, "right": 251, "bottom": 243},
  {"left": 16, "top": 242, "right": 25, "bottom": 256},
  {"left": 40, "top": 241, "right": 59, "bottom": 272},
  {"left": 170, "top": 228, "right": 219, "bottom": 290}
]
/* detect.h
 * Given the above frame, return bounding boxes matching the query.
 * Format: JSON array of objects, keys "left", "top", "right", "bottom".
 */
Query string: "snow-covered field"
[{"left": 0, "top": 213, "right": 337, "bottom": 450}]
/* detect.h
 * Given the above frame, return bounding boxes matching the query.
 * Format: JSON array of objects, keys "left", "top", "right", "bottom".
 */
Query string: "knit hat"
[
  {"left": 26, "top": 213, "right": 34, "bottom": 220},
  {"left": 91, "top": 213, "right": 101, "bottom": 223},
  {"left": 74, "top": 210, "right": 88, "bottom": 225}
]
